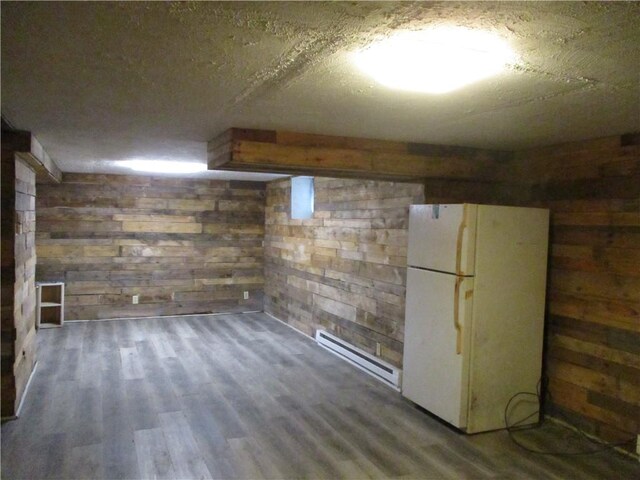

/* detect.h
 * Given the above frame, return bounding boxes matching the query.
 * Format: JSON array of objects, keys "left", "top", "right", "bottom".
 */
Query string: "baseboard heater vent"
[{"left": 315, "top": 330, "right": 402, "bottom": 390}]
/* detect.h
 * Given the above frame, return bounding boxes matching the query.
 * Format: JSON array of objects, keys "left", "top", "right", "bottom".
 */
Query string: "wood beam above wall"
[
  {"left": 1, "top": 130, "right": 62, "bottom": 183},
  {"left": 208, "top": 128, "right": 509, "bottom": 182}
]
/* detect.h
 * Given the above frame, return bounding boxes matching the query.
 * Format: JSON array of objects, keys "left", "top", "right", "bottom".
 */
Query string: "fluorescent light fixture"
[
  {"left": 116, "top": 159, "right": 207, "bottom": 174},
  {"left": 353, "top": 27, "right": 517, "bottom": 94}
]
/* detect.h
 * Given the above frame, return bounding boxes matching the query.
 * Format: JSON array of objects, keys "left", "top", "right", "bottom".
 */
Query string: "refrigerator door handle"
[
  {"left": 454, "top": 276, "right": 463, "bottom": 355},
  {"left": 455, "top": 204, "right": 467, "bottom": 276}
]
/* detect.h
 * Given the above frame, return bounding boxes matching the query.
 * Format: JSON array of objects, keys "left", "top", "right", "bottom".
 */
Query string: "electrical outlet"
[
  {"left": 132, "top": 294, "right": 139, "bottom": 305},
  {"left": 375, "top": 342, "right": 381, "bottom": 356},
  {"left": 243, "top": 291, "right": 249, "bottom": 300}
]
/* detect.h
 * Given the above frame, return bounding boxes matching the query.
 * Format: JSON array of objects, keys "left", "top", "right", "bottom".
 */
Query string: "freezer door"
[
  {"left": 402, "top": 267, "right": 474, "bottom": 429},
  {"left": 407, "top": 204, "right": 477, "bottom": 275}
]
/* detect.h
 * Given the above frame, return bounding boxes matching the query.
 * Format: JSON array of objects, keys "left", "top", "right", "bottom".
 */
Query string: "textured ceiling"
[{"left": 2, "top": 1, "right": 639, "bottom": 180}]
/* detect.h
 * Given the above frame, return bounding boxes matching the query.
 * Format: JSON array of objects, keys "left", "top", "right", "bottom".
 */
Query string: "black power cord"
[{"left": 504, "top": 379, "right": 637, "bottom": 456}]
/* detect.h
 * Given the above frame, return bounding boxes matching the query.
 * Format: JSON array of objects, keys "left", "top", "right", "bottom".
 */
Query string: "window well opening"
[{"left": 291, "top": 176, "right": 314, "bottom": 220}]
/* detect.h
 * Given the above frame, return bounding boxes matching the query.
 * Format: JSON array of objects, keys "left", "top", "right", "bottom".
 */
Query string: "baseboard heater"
[{"left": 315, "top": 330, "right": 402, "bottom": 390}]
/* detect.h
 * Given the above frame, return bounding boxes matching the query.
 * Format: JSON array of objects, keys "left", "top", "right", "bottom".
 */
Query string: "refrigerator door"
[
  {"left": 402, "top": 267, "right": 474, "bottom": 429},
  {"left": 407, "top": 204, "right": 477, "bottom": 275},
  {"left": 465, "top": 205, "right": 550, "bottom": 433}
]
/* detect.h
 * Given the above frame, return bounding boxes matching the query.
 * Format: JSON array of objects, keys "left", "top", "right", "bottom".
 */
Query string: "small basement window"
[{"left": 291, "top": 176, "right": 314, "bottom": 219}]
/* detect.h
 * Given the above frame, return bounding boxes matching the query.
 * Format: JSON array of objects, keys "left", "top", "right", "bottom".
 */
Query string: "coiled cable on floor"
[{"left": 504, "top": 378, "right": 637, "bottom": 456}]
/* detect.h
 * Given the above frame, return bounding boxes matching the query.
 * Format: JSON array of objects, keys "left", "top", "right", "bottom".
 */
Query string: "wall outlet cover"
[
  {"left": 132, "top": 294, "right": 139, "bottom": 304},
  {"left": 243, "top": 291, "right": 249, "bottom": 300}
]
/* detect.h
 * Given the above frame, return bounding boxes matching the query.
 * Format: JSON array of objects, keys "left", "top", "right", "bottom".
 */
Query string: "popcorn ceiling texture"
[{"left": 2, "top": 2, "right": 639, "bottom": 179}]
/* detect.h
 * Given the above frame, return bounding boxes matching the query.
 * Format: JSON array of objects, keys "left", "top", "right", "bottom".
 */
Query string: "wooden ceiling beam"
[
  {"left": 1, "top": 130, "right": 62, "bottom": 183},
  {"left": 208, "top": 128, "right": 509, "bottom": 182}
]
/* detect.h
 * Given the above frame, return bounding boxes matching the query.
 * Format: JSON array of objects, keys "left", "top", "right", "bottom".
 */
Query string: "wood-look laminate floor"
[{"left": 2, "top": 313, "right": 638, "bottom": 479}]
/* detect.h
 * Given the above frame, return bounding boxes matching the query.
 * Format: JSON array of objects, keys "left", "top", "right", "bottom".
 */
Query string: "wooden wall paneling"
[
  {"left": 1, "top": 151, "right": 37, "bottom": 418},
  {"left": 1, "top": 151, "right": 18, "bottom": 418},
  {"left": 12, "top": 158, "right": 37, "bottom": 413},
  {"left": 1, "top": 126, "right": 56, "bottom": 417},
  {"left": 513, "top": 134, "right": 640, "bottom": 449},
  {"left": 209, "top": 128, "right": 509, "bottom": 182},
  {"left": 264, "top": 177, "right": 424, "bottom": 367},
  {"left": 422, "top": 178, "right": 530, "bottom": 206},
  {"left": 36, "top": 174, "right": 266, "bottom": 320}
]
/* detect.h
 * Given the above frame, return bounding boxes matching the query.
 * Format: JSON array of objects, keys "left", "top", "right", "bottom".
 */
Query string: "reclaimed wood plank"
[
  {"left": 515, "top": 134, "right": 640, "bottom": 449},
  {"left": 3, "top": 130, "right": 62, "bottom": 183},
  {"left": 36, "top": 174, "right": 266, "bottom": 320},
  {"left": 208, "top": 128, "right": 503, "bottom": 181},
  {"left": 263, "top": 177, "right": 421, "bottom": 367}
]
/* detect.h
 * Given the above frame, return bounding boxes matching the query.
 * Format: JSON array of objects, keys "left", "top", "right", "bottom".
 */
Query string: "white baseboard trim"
[
  {"left": 64, "top": 310, "right": 263, "bottom": 323},
  {"left": 1, "top": 361, "right": 39, "bottom": 422}
]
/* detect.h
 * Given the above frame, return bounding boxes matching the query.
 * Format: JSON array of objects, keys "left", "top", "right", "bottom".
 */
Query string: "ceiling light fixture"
[
  {"left": 116, "top": 159, "right": 207, "bottom": 174},
  {"left": 353, "top": 27, "right": 517, "bottom": 94}
]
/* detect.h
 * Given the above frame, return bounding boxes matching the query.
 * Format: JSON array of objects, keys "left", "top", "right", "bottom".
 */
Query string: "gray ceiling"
[{"left": 2, "top": 1, "right": 639, "bottom": 180}]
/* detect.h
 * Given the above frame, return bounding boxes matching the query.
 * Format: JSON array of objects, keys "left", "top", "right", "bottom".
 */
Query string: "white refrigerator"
[{"left": 402, "top": 204, "right": 549, "bottom": 434}]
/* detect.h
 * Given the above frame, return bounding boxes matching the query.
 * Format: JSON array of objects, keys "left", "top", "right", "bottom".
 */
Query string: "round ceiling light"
[{"left": 353, "top": 27, "right": 517, "bottom": 94}]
